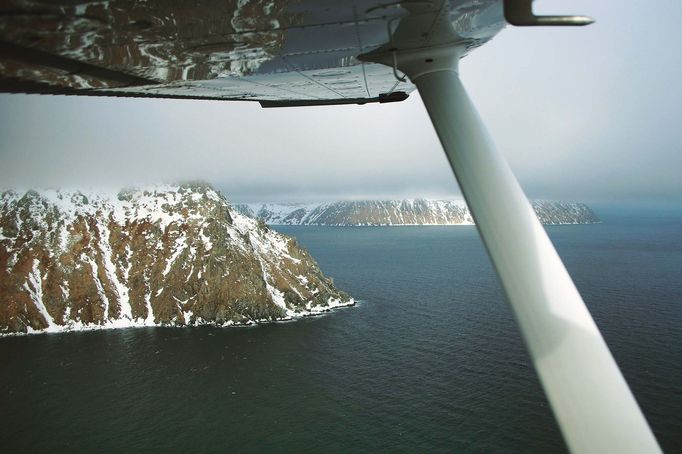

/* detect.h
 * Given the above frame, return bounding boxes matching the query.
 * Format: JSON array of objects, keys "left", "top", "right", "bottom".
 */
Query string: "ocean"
[{"left": 1, "top": 208, "right": 680, "bottom": 453}]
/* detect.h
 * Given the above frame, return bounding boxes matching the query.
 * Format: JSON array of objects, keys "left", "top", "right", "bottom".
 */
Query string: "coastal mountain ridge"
[
  {"left": 235, "top": 200, "right": 600, "bottom": 226},
  {"left": 0, "top": 183, "right": 352, "bottom": 335}
]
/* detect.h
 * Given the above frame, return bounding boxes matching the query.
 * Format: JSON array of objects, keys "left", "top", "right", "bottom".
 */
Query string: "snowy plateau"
[
  {"left": 0, "top": 183, "right": 353, "bottom": 335},
  {"left": 235, "top": 200, "right": 600, "bottom": 226}
]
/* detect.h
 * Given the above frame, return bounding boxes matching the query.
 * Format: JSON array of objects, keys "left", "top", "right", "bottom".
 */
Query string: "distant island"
[
  {"left": 235, "top": 200, "right": 600, "bottom": 226},
  {"left": 0, "top": 183, "right": 352, "bottom": 335}
]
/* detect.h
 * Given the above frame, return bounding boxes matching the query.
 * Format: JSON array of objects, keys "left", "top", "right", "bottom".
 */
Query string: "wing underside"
[{"left": 0, "top": 0, "right": 504, "bottom": 106}]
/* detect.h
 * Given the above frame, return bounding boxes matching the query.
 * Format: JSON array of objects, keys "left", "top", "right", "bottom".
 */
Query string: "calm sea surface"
[{"left": 1, "top": 209, "right": 681, "bottom": 453}]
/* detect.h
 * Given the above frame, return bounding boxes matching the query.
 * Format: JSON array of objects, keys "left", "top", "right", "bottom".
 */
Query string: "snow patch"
[{"left": 24, "top": 259, "right": 56, "bottom": 330}]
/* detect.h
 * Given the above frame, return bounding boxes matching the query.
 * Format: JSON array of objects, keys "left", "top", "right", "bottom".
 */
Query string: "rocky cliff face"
[
  {"left": 0, "top": 183, "right": 352, "bottom": 335},
  {"left": 236, "top": 199, "right": 600, "bottom": 226},
  {"left": 530, "top": 200, "right": 600, "bottom": 225}
]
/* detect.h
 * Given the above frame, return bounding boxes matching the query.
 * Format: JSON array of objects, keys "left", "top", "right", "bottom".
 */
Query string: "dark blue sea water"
[{"left": 1, "top": 209, "right": 681, "bottom": 453}]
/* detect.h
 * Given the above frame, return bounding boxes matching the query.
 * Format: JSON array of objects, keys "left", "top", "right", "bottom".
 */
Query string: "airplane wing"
[
  {"left": 0, "top": 0, "right": 503, "bottom": 106},
  {"left": 0, "top": 1, "right": 663, "bottom": 452}
]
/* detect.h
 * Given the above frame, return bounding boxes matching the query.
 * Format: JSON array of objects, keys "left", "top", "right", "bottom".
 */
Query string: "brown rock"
[{"left": 0, "top": 183, "right": 352, "bottom": 334}]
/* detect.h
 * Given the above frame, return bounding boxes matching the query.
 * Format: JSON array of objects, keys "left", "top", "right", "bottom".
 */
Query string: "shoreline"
[
  {"left": 0, "top": 298, "right": 357, "bottom": 338},
  {"left": 269, "top": 221, "right": 602, "bottom": 227}
]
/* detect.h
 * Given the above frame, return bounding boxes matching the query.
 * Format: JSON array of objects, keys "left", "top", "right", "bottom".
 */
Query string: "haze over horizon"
[{"left": 1, "top": 0, "right": 680, "bottom": 206}]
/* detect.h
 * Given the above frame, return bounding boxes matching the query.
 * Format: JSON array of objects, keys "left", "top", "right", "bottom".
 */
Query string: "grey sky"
[{"left": 1, "top": 0, "right": 680, "bottom": 204}]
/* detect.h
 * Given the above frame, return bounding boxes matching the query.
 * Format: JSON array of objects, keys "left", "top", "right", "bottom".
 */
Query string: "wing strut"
[{"left": 394, "top": 46, "right": 661, "bottom": 453}]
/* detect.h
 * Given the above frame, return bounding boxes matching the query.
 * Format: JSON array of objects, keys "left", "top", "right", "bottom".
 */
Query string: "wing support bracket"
[
  {"left": 386, "top": 16, "right": 408, "bottom": 82},
  {"left": 503, "top": 0, "right": 594, "bottom": 26}
]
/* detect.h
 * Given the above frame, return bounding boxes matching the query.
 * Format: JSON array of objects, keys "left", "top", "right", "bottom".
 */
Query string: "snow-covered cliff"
[
  {"left": 236, "top": 199, "right": 600, "bottom": 226},
  {"left": 0, "top": 183, "right": 352, "bottom": 335}
]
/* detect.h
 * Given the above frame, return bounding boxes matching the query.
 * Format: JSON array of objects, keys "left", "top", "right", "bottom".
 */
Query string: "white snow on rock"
[
  {"left": 0, "top": 184, "right": 354, "bottom": 336},
  {"left": 236, "top": 199, "right": 599, "bottom": 226}
]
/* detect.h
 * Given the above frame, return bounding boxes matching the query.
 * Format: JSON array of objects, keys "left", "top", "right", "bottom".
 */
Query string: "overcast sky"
[{"left": 1, "top": 0, "right": 680, "bottom": 204}]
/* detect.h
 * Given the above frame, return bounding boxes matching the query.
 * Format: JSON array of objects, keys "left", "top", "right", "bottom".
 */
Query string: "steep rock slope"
[
  {"left": 236, "top": 199, "right": 599, "bottom": 226},
  {"left": 530, "top": 200, "right": 600, "bottom": 225},
  {"left": 0, "top": 183, "right": 352, "bottom": 335},
  {"left": 237, "top": 200, "right": 472, "bottom": 226}
]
